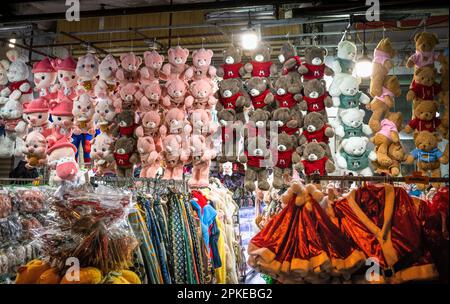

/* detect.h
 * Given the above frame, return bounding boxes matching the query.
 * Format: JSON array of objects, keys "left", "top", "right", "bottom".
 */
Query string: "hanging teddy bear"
[
  {"left": 239, "top": 135, "right": 271, "bottom": 191},
  {"left": 215, "top": 78, "right": 250, "bottom": 124},
  {"left": 272, "top": 133, "right": 301, "bottom": 189},
  {"left": 217, "top": 45, "right": 245, "bottom": 79},
  {"left": 244, "top": 42, "right": 277, "bottom": 78},
  {"left": 185, "top": 79, "right": 217, "bottom": 111},
  {"left": 372, "top": 141, "right": 406, "bottom": 176},
  {"left": 113, "top": 136, "right": 139, "bottom": 178},
  {"left": 140, "top": 50, "right": 164, "bottom": 87},
  {"left": 186, "top": 48, "right": 217, "bottom": 81},
  {"left": 298, "top": 46, "right": 334, "bottom": 81},
  {"left": 135, "top": 110, "right": 163, "bottom": 152},
  {"left": 189, "top": 134, "right": 216, "bottom": 188},
  {"left": 299, "top": 79, "right": 332, "bottom": 119},
  {"left": 406, "top": 32, "right": 441, "bottom": 69},
  {"left": 0, "top": 59, "right": 9, "bottom": 95},
  {"left": 273, "top": 74, "right": 303, "bottom": 110},
  {"left": 370, "top": 112, "right": 403, "bottom": 167},
  {"left": 331, "top": 40, "right": 357, "bottom": 75},
  {"left": 115, "top": 52, "right": 142, "bottom": 85},
  {"left": 91, "top": 132, "right": 115, "bottom": 176},
  {"left": 93, "top": 96, "right": 117, "bottom": 134},
  {"left": 72, "top": 93, "right": 96, "bottom": 164},
  {"left": 0, "top": 49, "right": 33, "bottom": 104},
  {"left": 245, "top": 77, "right": 274, "bottom": 111},
  {"left": 161, "top": 46, "right": 191, "bottom": 81},
  {"left": 23, "top": 131, "right": 47, "bottom": 169},
  {"left": 137, "top": 136, "right": 161, "bottom": 178},
  {"left": 159, "top": 107, "right": 192, "bottom": 137},
  {"left": 404, "top": 99, "right": 442, "bottom": 135},
  {"left": 278, "top": 41, "right": 302, "bottom": 83},
  {"left": 54, "top": 56, "right": 78, "bottom": 100},
  {"left": 370, "top": 38, "right": 396, "bottom": 97},
  {"left": 296, "top": 141, "right": 335, "bottom": 177},
  {"left": 299, "top": 112, "right": 334, "bottom": 149},
  {"left": 190, "top": 108, "right": 217, "bottom": 138},
  {"left": 94, "top": 54, "right": 118, "bottom": 99},
  {"left": 329, "top": 73, "right": 370, "bottom": 109},
  {"left": 272, "top": 107, "right": 303, "bottom": 136},
  {"left": 161, "top": 134, "right": 190, "bottom": 180},
  {"left": 75, "top": 53, "right": 99, "bottom": 96},
  {"left": 112, "top": 110, "right": 137, "bottom": 138},
  {"left": 32, "top": 57, "right": 58, "bottom": 102},
  {"left": 336, "top": 136, "right": 377, "bottom": 176},
  {"left": 162, "top": 78, "right": 192, "bottom": 110},
  {"left": 406, "top": 66, "right": 441, "bottom": 104},
  {"left": 0, "top": 98, "right": 27, "bottom": 157},
  {"left": 334, "top": 108, "right": 372, "bottom": 139},
  {"left": 135, "top": 82, "right": 162, "bottom": 113},
  {"left": 113, "top": 83, "right": 139, "bottom": 113}
]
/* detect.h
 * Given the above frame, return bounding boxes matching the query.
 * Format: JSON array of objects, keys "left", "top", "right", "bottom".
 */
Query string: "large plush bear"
[
  {"left": 113, "top": 136, "right": 138, "bottom": 177},
  {"left": 0, "top": 98, "right": 27, "bottom": 157},
  {"left": 336, "top": 136, "right": 377, "bottom": 176},
  {"left": 32, "top": 57, "right": 58, "bottom": 101},
  {"left": 161, "top": 134, "right": 190, "bottom": 180},
  {"left": 244, "top": 42, "right": 277, "bottom": 78},
  {"left": 272, "top": 133, "right": 301, "bottom": 189},
  {"left": 299, "top": 112, "right": 334, "bottom": 147},
  {"left": 296, "top": 141, "right": 335, "bottom": 177},
  {"left": 298, "top": 46, "right": 334, "bottom": 81},
  {"left": 406, "top": 32, "right": 440, "bottom": 69},
  {"left": 299, "top": 79, "right": 332, "bottom": 119},
  {"left": 245, "top": 77, "right": 274, "bottom": 110},
  {"left": 116, "top": 52, "right": 142, "bottom": 84},
  {"left": 216, "top": 45, "right": 245, "bottom": 79},
  {"left": 239, "top": 135, "right": 271, "bottom": 191},
  {"left": 91, "top": 132, "right": 115, "bottom": 176},
  {"left": 185, "top": 79, "right": 217, "bottom": 110},
  {"left": 186, "top": 48, "right": 216, "bottom": 80},
  {"left": 404, "top": 99, "right": 441, "bottom": 134},
  {"left": 162, "top": 78, "right": 191, "bottom": 110},
  {"left": 189, "top": 134, "right": 216, "bottom": 188},
  {"left": 161, "top": 46, "right": 190, "bottom": 81},
  {"left": 94, "top": 54, "right": 118, "bottom": 99},
  {"left": 331, "top": 40, "right": 357, "bottom": 75},
  {"left": 216, "top": 78, "right": 250, "bottom": 123},
  {"left": 406, "top": 66, "right": 441, "bottom": 103},
  {"left": 0, "top": 49, "right": 33, "bottom": 103},
  {"left": 140, "top": 50, "right": 164, "bottom": 87},
  {"left": 370, "top": 38, "right": 396, "bottom": 97},
  {"left": 137, "top": 136, "right": 161, "bottom": 178},
  {"left": 335, "top": 108, "right": 372, "bottom": 139},
  {"left": 159, "top": 107, "right": 192, "bottom": 137},
  {"left": 370, "top": 112, "right": 403, "bottom": 167},
  {"left": 75, "top": 53, "right": 99, "bottom": 96},
  {"left": 272, "top": 107, "right": 303, "bottom": 136},
  {"left": 273, "top": 74, "right": 302, "bottom": 109}
]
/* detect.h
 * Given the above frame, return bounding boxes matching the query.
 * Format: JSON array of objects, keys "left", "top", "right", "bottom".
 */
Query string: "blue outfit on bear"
[{"left": 410, "top": 148, "right": 443, "bottom": 163}]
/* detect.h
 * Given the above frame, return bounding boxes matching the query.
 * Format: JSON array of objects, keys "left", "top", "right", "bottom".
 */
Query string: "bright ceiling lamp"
[
  {"left": 355, "top": 25, "right": 372, "bottom": 78},
  {"left": 241, "top": 12, "right": 260, "bottom": 50},
  {"left": 8, "top": 33, "right": 16, "bottom": 48}
]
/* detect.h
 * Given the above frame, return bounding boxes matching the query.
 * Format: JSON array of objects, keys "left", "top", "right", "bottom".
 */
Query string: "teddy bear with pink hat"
[
  {"left": 46, "top": 137, "right": 79, "bottom": 182},
  {"left": 23, "top": 97, "right": 52, "bottom": 138},
  {"left": 32, "top": 57, "right": 58, "bottom": 102},
  {"left": 55, "top": 56, "right": 78, "bottom": 100}
]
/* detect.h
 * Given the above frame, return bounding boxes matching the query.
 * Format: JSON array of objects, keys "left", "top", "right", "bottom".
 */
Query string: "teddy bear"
[
  {"left": 189, "top": 134, "right": 216, "bottom": 188},
  {"left": 48, "top": 98, "right": 74, "bottom": 140},
  {"left": 75, "top": 53, "right": 99, "bottom": 96},
  {"left": 370, "top": 38, "right": 396, "bottom": 97},
  {"left": 370, "top": 111, "right": 403, "bottom": 167},
  {"left": 185, "top": 79, "right": 217, "bottom": 110},
  {"left": 113, "top": 83, "right": 139, "bottom": 113},
  {"left": 46, "top": 137, "right": 79, "bottom": 182},
  {"left": 295, "top": 141, "right": 335, "bottom": 177},
  {"left": 273, "top": 74, "right": 303, "bottom": 109},
  {"left": 161, "top": 46, "right": 191, "bottom": 81},
  {"left": 272, "top": 107, "right": 303, "bottom": 136},
  {"left": 140, "top": 50, "right": 164, "bottom": 87},
  {"left": 336, "top": 136, "right": 377, "bottom": 176},
  {"left": 137, "top": 136, "right": 161, "bottom": 178},
  {"left": 335, "top": 108, "right": 372, "bottom": 139},
  {"left": 367, "top": 75, "right": 402, "bottom": 132},
  {"left": 406, "top": 32, "right": 440, "bottom": 69},
  {"left": 186, "top": 48, "right": 217, "bottom": 81},
  {"left": 32, "top": 57, "right": 58, "bottom": 102},
  {"left": 404, "top": 99, "right": 441, "bottom": 134},
  {"left": 91, "top": 132, "right": 115, "bottom": 176},
  {"left": 299, "top": 112, "right": 334, "bottom": 148},
  {"left": 115, "top": 52, "right": 142, "bottom": 84},
  {"left": 438, "top": 53, "right": 449, "bottom": 92},
  {"left": 159, "top": 107, "right": 192, "bottom": 137},
  {"left": 0, "top": 59, "right": 9, "bottom": 94},
  {"left": 112, "top": 110, "right": 137, "bottom": 138},
  {"left": 72, "top": 93, "right": 96, "bottom": 164},
  {"left": 329, "top": 73, "right": 370, "bottom": 109},
  {"left": 94, "top": 54, "right": 118, "bottom": 99},
  {"left": 406, "top": 130, "right": 447, "bottom": 189},
  {"left": 372, "top": 141, "right": 406, "bottom": 177},
  {"left": 113, "top": 136, "right": 138, "bottom": 178},
  {"left": 217, "top": 45, "right": 245, "bottom": 79},
  {"left": 331, "top": 40, "right": 357, "bottom": 74},
  {"left": 135, "top": 82, "right": 162, "bottom": 113},
  {"left": 244, "top": 42, "right": 277, "bottom": 78},
  {"left": 299, "top": 79, "right": 332, "bottom": 118},
  {"left": 239, "top": 135, "right": 271, "bottom": 191},
  {"left": 0, "top": 49, "right": 33, "bottom": 104},
  {"left": 135, "top": 110, "right": 163, "bottom": 152},
  {"left": 243, "top": 108, "right": 271, "bottom": 143},
  {"left": 245, "top": 77, "right": 274, "bottom": 110},
  {"left": 439, "top": 92, "right": 449, "bottom": 139},
  {"left": 15, "top": 260, "right": 51, "bottom": 284},
  {"left": 161, "top": 134, "right": 190, "bottom": 180},
  {"left": 272, "top": 133, "right": 301, "bottom": 189},
  {"left": 162, "top": 78, "right": 192, "bottom": 110},
  {"left": 279, "top": 41, "right": 302, "bottom": 82},
  {"left": 54, "top": 56, "right": 78, "bottom": 100},
  {"left": 23, "top": 131, "right": 47, "bottom": 169},
  {"left": 0, "top": 98, "right": 27, "bottom": 157},
  {"left": 93, "top": 96, "right": 117, "bottom": 134},
  {"left": 217, "top": 109, "right": 240, "bottom": 163},
  {"left": 216, "top": 78, "right": 250, "bottom": 123},
  {"left": 22, "top": 97, "right": 52, "bottom": 137},
  {"left": 298, "top": 46, "right": 334, "bottom": 81},
  {"left": 190, "top": 108, "right": 217, "bottom": 137},
  {"left": 406, "top": 66, "right": 441, "bottom": 103}
]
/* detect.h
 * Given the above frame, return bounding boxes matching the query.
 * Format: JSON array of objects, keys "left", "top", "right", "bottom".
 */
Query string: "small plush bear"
[
  {"left": 329, "top": 74, "right": 370, "bottom": 109},
  {"left": 272, "top": 133, "right": 301, "bottom": 189},
  {"left": 404, "top": 99, "right": 441, "bottom": 134},
  {"left": 299, "top": 79, "right": 332, "bottom": 118},
  {"left": 113, "top": 83, "right": 139, "bottom": 113},
  {"left": 244, "top": 42, "right": 277, "bottom": 78},
  {"left": 370, "top": 112, "right": 403, "bottom": 167},
  {"left": 137, "top": 136, "right": 161, "bottom": 178},
  {"left": 335, "top": 108, "right": 372, "bottom": 139},
  {"left": 75, "top": 53, "right": 99, "bottom": 96},
  {"left": 217, "top": 109, "right": 240, "bottom": 163},
  {"left": 367, "top": 75, "right": 402, "bottom": 132},
  {"left": 112, "top": 110, "right": 137, "bottom": 138},
  {"left": 94, "top": 54, "right": 118, "bottom": 99},
  {"left": 216, "top": 78, "right": 250, "bottom": 123},
  {"left": 135, "top": 82, "right": 162, "bottom": 113},
  {"left": 406, "top": 66, "right": 441, "bottom": 103},
  {"left": 189, "top": 134, "right": 217, "bottom": 188},
  {"left": 93, "top": 97, "right": 116, "bottom": 134},
  {"left": 116, "top": 52, "right": 142, "bottom": 84},
  {"left": 372, "top": 141, "right": 406, "bottom": 176},
  {"left": 336, "top": 136, "right": 377, "bottom": 176},
  {"left": 186, "top": 48, "right": 217, "bottom": 81},
  {"left": 159, "top": 107, "right": 192, "bottom": 137},
  {"left": 161, "top": 134, "right": 190, "bottom": 180},
  {"left": 272, "top": 107, "right": 303, "bottom": 136},
  {"left": 135, "top": 110, "right": 163, "bottom": 152},
  {"left": 245, "top": 77, "right": 274, "bottom": 110},
  {"left": 406, "top": 32, "right": 440, "bottom": 69},
  {"left": 298, "top": 46, "right": 334, "bottom": 81},
  {"left": 91, "top": 133, "right": 115, "bottom": 176},
  {"left": 279, "top": 41, "right": 302, "bottom": 83},
  {"left": 1, "top": 49, "right": 33, "bottom": 103},
  {"left": 113, "top": 136, "right": 138, "bottom": 177},
  {"left": 331, "top": 40, "right": 357, "bottom": 75},
  {"left": 161, "top": 46, "right": 190, "bottom": 81},
  {"left": 190, "top": 108, "right": 217, "bottom": 137},
  {"left": 239, "top": 135, "right": 271, "bottom": 191},
  {"left": 140, "top": 50, "right": 164, "bottom": 87},
  {"left": 370, "top": 38, "right": 396, "bottom": 97},
  {"left": 162, "top": 78, "right": 191, "bottom": 110},
  {"left": 296, "top": 141, "right": 335, "bottom": 177},
  {"left": 23, "top": 131, "right": 47, "bottom": 169},
  {"left": 185, "top": 79, "right": 217, "bottom": 110},
  {"left": 273, "top": 74, "right": 303, "bottom": 109},
  {"left": 243, "top": 109, "right": 271, "bottom": 143},
  {"left": 216, "top": 45, "right": 245, "bottom": 79},
  {"left": 299, "top": 112, "right": 334, "bottom": 148}
]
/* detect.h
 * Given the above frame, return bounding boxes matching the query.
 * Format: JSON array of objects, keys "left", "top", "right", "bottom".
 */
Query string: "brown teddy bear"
[
  {"left": 367, "top": 75, "right": 401, "bottom": 132},
  {"left": 112, "top": 110, "right": 137, "bottom": 138},
  {"left": 406, "top": 32, "right": 440, "bottom": 69},
  {"left": 370, "top": 38, "right": 396, "bottom": 97},
  {"left": 217, "top": 45, "right": 245, "bottom": 79},
  {"left": 299, "top": 79, "right": 332, "bottom": 119},
  {"left": 215, "top": 78, "right": 250, "bottom": 123},
  {"left": 245, "top": 77, "right": 274, "bottom": 110},
  {"left": 272, "top": 133, "right": 301, "bottom": 189},
  {"left": 406, "top": 130, "right": 447, "bottom": 189},
  {"left": 406, "top": 66, "right": 441, "bottom": 103},
  {"left": 404, "top": 99, "right": 441, "bottom": 134},
  {"left": 217, "top": 109, "right": 240, "bottom": 163},
  {"left": 279, "top": 41, "right": 302, "bottom": 83},
  {"left": 243, "top": 108, "right": 271, "bottom": 144},
  {"left": 439, "top": 91, "right": 449, "bottom": 139},
  {"left": 298, "top": 46, "right": 334, "bottom": 81},
  {"left": 295, "top": 141, "right": 335, "bottom": 177},
  {"left": 272, "top": 74, "right": 302, "bottom": 109},
  {"left": 244, "top": 42, "right": 277, "bottom": 78},
  {"left": 438, "top": 53, "right": 449, "bottom": 92},
  {"left": 113, "top": 136, "right": 139, "bottom": 177},
  {"left": 299, "top": 112, "right": 334, "bottom": 151},
  {"left": 239, "top": 135, "right": 271, "bottom": 191},
  {"left": 370, "top": 111, "right": 403, "bottom": 167},
  {"left": 372, "top": 141, "right": 406, "bottom": 176},
  {"left": 271, "top": 107, "right": 303, "bottom": 136}
]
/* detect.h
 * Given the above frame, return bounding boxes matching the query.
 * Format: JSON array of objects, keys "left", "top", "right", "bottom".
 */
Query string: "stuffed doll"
[
  {"left": 185, "top": 79, "right": 217, "bottom": 110},
  {"left": 186, "top": 48, "right": 216, "bottom": 81},
  {"left": 217, "top": 45, "right": 245, "bottom": 79},
  {"left": 46, "top": 137, "right": 79, "bottom": 182},
  {"left": 406, "top": 32, "right": 440, "bottom": 69},
  {"left": 0, "top": 98, "right": 27, "bottom": 157},
  {"left": 298, "top": 46, "right": 334, "bottom": 81},
  {"left": 0, "top": 59, "right": 9, "bottom": 94},
  {"left": 135, "top": 110, "right": 163, "bottom": 152},
  {"left": 190, "top": 108, "right": 217, "bottom": 137},
  {"left": 162, "top": 78, "right": 192, "bottom": 110},
  {"left": 217, "top": 108, "right": 240, "bottom": 163},
  {"left": 112, "top": 110, "right": 137, "bottom": 138},
  {"left": 370, "top": 112, "right": 403, "bottom": 167},
  {"left": 370, "top": 38, "right": 396, "bottom": 97},
  {"left": 94, "top": 54, "right": 118, "bottom": 99},
  {"left": 406, "top": 66, "right": 441, "bottom": 103},
  {"left": 335, "top": 108, "right": 372, "bottom": 139},
  {"left": 336, "top": 136, "right": 377, "bottom": 176},
  {"left": 137, "top": 136, "right": 160, "bottom": 178},
  {"left": 54, "top": 56, "right": 78, "bottom": 100},
  {"left": 161, "top": 46, "right": 190, "bottom": 81},
  {"left": 299, "top": 112, "right": 334, "bottom": 147},
  {"left": 367, "top": 75, "right": 402, "bottom": 132},
  {"left": 72, "top": 93, "right": 96, "bottom": 164},
  {"left": 273, "top": 74, "right": 303, "bottom": 109},
  {"left": 0, "top": 49, "right": 33, "bottom": 103},
  {"left": 159, "top": 107, "right": 192, "bottom": 137},
  {"left": 245, "top": 77, "right": 274, "bottom": 110},
  {"left": 272, "top": 133, "right": 301, "bottom": 189},
  {"left": 48, "top": 98, "right": 74, "bottom": 140},
  {"left": 22, "top": 97, "right": 52, "bottom": 137},
  {"left": 215, "top": 78, "right": 250, "bottom": 123},
  {"left": 279, "top": 41, "right": 302, "bottom": 82},
  {"left": 23, "top": 131, "right": 47, "bottom": 169},
  {"left": 93, "top": 97, "right": 117, "bottom": 134},
  {"left": 75, "top": 53, "right": 99, "bottom": 96},
  {"left": 299, "top": 78, "right": 332, "bottom": 118},
  {"left": 372, "top": 141, "right": 406, "bottom": 176},
  {"left": 404, "top": 99, "right": 441, "bottom": 134},
  {"left": 115, "top": 52, "right": 142, "bottom": 85},
  {"left": 189, "top": 134, "right": 216, "bottom": 188},
  {"left": 113, "top": 83, "right": 139, "bottom": 113},
  {"left": 140, "top": 50, "right": 164, "bottom": 87},
  {"left": 113, "top": 136, "right": 138, "bottom": 177},
  {"left": 32, "top": 57, "right": 58, "bottom": 102},
  {"left": 296, "top": 141, "right": 335, "bottom": 177},
  {"left": 406, "top": 130, "right": 447, "bottom": 189},
  {"left": 135, "top": 82, "right": 162, "bottom": 113},
  {"left": 239, "top": 135, "right": 271, "bottom": 191},
  {"left": 329, "top": 73, "right": 371, "bottom": 109},
  {"left": 272, "top": 107, "right": 303, "bottom": 136},
  {"left": 15, "top": 260, "right": 51, "bottom": 284},
  {"left": 91, "top": 133, "right": 115, "bottom": 176},
  {"left": 331, "top": 40, "right": 357, "bottom": 74},
  {"left": 439, "top": 92, "right": 449, "bottom": 139},
  {"left": 161, "top": 134, "right": 190, "bottom": 180},
  {"left": 244, "top": 42, "right": 277, "bottom": 78}
]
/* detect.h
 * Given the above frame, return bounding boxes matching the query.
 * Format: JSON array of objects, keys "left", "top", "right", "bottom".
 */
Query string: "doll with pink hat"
[
  {"left": 48, "top": 98, "right": 74, "bottom": 140},
  {"left": 47, "top": 137, "right": 79, "bottom": 182},
  {"left": 23, "top": 97, "right": 52, "bottom": 138},
  {"left": 55, "top": 56, "right": 78, "bottom": 100},
  {"left": 32, "top": 57, "right": 58, "bottom": 102}
]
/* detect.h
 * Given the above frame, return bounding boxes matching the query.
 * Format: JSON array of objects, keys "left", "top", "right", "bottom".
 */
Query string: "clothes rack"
[{"left": 304, "top": 175, "right": 449, "bottom": 184}]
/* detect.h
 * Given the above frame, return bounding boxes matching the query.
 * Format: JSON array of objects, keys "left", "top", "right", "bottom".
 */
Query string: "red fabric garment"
[
  {"left": 246, "top": 124, "right": 266, "bottom": 138},
  {"left": 301, "top": 156, "right": 328, "bottom": 176},
  {"left": 302, "top": 93, "right": 327, "bottom": 112},
  {"left": 9, "top": 80, "right": 32, "bottom": 94},
  {"left": 274, "top": 93, "right": 297, "bottom": 108},
  {"left": 119, "top": 124, "right": 137, "bottom": 137},
  {"left": 279, "top": 125, "right": 299, "bottom": 136},
  {"left": 244, "top": 150, "right": 265, "bottom": 168},
  {"left": 282, "top": 56, "right": 302, "bottom": 75},
  {"left": 221, "top": 63, "right": 243, "bottom": 79},
  {"left": 302, "top": 124, "right": 330, "bottom": 144},
  {"left": 114, "top": 152, "right": 132, "bottom": 167},
  {"left": 220, "top": 92, "right": 243, "bottom": 110},
  {"left": 408, "top": 117, "right": 441, "bottom": 132},
  {"left": 410, "top": 80, "right": 441, "bottom": 100},
  {"left": 302, "top": 64, "right": 326, "bottom": 81},
  {"left": 250, "top": 89, "right": 271, "bottom": 109},
  {"left": 275, "top": 149, "right": 294, "bottom": 169},
  {"left": 192, "top": 190, "right": 209, "bottom": 211},
  {"left": 250, "top": 61, "right": 273, "bottom": 77}
]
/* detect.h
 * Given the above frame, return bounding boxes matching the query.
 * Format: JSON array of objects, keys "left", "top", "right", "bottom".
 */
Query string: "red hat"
[
  {"left": 49, "top": 99, "right": 74, "bottom": 116},
  {"left": 23, "top": 97, "right": 49, "bottom": 114},
  {"left": 47, "top": 137, "right": 77, "bottom": 155},
  {"left": 56, "top": 56, "right": 77, "bottom": 72},
  {"left": 32, "top": 57, "right": 56, "bottom": 73}
]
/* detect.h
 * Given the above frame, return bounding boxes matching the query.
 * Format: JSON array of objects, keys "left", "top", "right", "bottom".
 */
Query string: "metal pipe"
[
  {"left": 59, "top": 31, "right": 108, "bottom": 54},
  {"left": 0, "top": 38, "right": 55, "bottom": 58}
]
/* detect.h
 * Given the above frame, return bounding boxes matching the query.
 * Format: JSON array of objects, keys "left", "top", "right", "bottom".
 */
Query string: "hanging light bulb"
[
  {"left": 355, "top": 25, "right": 372, "bottom": 78},
  {"left": 241, "top": 12, "right": 260, "bottom": 50},
  {"left": 8, "top": 33, "right": 16, "bottom": 48}
]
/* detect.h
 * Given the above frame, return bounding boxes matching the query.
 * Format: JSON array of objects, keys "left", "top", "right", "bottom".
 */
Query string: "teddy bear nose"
[{"left": 63, "top": 76, "right": 70, "bottom": 81}]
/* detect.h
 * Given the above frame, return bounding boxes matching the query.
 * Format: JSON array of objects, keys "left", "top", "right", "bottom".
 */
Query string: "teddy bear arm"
[
  {"left": 368, "top": 151, "right": 377, "bottom": 161},
  {"left": 324, "top": 95, "right": 333, "bottom": 107},
  {"left": 335, "top": 125, "right": 345, "bottom": 138},
  {"left": 406, "top": 57, "right": 415, "bottom": 69},
  {"left": 405, "top": 154, "right": 415, "bottom": 164},
  {"left": 208, "top": 66, "right": 217, "bottom": 78},
  {"left": 385, "top": 96, "right": 395, "bottom": 108},
  {"left": 238, "top": 150, "right": 248, "bottom": 163},
  {"left": 332, "top": 96, "right": 341, "bottom": 107},
  {"left": 406, "top": 90, "right": 415, "bottom": 102},
  {"left": 324, "top": 126, "right": 335, "bottom": 137},
  {"left": 208, "top": 96, "right": 217, "bottom": 106},
  {"left": 264, "top": 92, "right": 274, "bottom": 105},
  {"left": 336, "top": 154, "right": 347, "bottom": 169},
  {"left": 331, "top": 61, "right": 342, "bottom": 74},
  {"left": 403, "top": 125, "right": 413, "bottom": 134},
  {"left": 390, "top": 131, "right": 400, "bottom": 143},
  {"left": 362, "top": 124, "right": 373, "bottom": 136},
  {"left": 239, "top": 66, "right": 246, "bottom": 77},
  {"left": 1, "top": 87, "right": 10, "bottom": 97},
  {"left": 216, "top": 66, "right": 224, "bottom": 77},
  {"left": 10, "top": 90, "right": 22, "bottom": 100},
  {"left": 184, "top": 96, "right": 194, "bottom": 108},
  {"left": 297, "top": 64, "right": 308, "bottom": 74},
  {"left": 324, "top": 66, "right": 334, "bottom": 76},
  {"left": 161, "top": 96, "right": 172, "bottom": 108},
  {"left": 135, "top": 126, "right": 144, "bottom": 137},
  {"left": 244, "top": 62, "right": 253, "bottom": 73},
  {"left": 325, "top": 159, "right": 336, "bottom": 173}
]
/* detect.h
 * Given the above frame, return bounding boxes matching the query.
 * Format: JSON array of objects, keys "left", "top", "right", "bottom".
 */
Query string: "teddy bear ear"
[
  {"left": 414, "top": 32, "right": 423, "bottom": 42},
  {"left": 431, "top": 33, "right": 439, "bottom": 45},
  {"left": 207, "top": 49, "right": 213, "bottom": 57},
  {"left": 183, "top": 48, "right": 190, "bottom": 57},
  {"left": 319, "top": 142, "right": 328, "bottom": 151}
]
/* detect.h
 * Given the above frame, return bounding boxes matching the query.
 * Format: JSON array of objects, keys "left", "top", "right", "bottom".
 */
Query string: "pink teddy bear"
[
  {"left": 161, "top": 134, "right": 190, "bottom": 180},
  {"left": 94, "top": 54, "right": 118, "bottom": 99},
  {"left": 186, "top": 48, "right": 217, "bottom": 81},
  {"left": 72, "top": 93, "right": 95, "bottom": 135},
  {"left": 113, "top": 83, "right": 139, "bottom": 113},
  {"left": 185, "top": 79, "right": 217, "bottom": 110},
  {"left": 162, "top": 79, "right": 192, "bottom": 110},
  {"left": 93, "top": 97, "right": 117, "bottom": 134},
  {"left": 23, "top": 131, "right": 47, "bottom": 169},
  {"left": 140, "top": 50, "right": 164, "bottom": 87},
  {"left": 161, "top": 46, "right": 191, "bottom": 81},
  {"left": 190, "top": 108, "right": 217, "bottom": 137},
  {"left": 137, "top": 137, "right": 161, "bottom": 178},
  {"left": 135, "top": 110, "right": 163, "bottom": 152},
  {"left": 75, "top": 53, "right": 99, "bottom": 96},
  {"left": 47, "top": 137, "right": 79, "bottom": 182},
  {"left": 159, "top": 108, "right": 192, "bottom": 137},
  {"left": 134, "top": 82, "right": 162, "bottom": 113},
  {"left": 116, "top": 52, "right": 142, "bottom": 84},
  {"left": 188, "top": 134, "right": 216, "bottom": 188}
]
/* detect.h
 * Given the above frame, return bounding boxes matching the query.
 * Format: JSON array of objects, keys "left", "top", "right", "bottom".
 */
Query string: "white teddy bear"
[
  {"left": 331, "top": 40, "right": 357, "bottom": 75},
  {"left": 0, "top": 50, "right": 33, "bottom": 104},
  {"left": 336, "top": 136, "right": 377, "bottom": 176},
  {"left": 0, "top": 98, "right": 27, "bottom": 157},
  {"left": 335, "top": 108, "right": 372, "bottom": 139},
  {"left": 329, "top": 73, "right": 370, "bottom": 108}
]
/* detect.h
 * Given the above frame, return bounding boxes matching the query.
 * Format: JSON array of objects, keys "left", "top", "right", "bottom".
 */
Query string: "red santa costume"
[
  {"left": 301, "top": 64, "right": 326, "bottom": 81},
  {"left": 250, "top": 89, "right": 271, "bottom": 109}
]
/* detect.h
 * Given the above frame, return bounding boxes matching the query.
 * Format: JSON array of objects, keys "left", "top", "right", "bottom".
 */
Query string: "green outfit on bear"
[
  {"left": 336, "top": 58, "right": 355, "bottom": 74},
  {"left": 341, "top": 150, "right": 370, "bottom": 171},
  {"left": 342, "top": 124, "right": 364, "bottom": 139},
  {"left": 339, "top": 92, "right": 362, "bottom": 109}
]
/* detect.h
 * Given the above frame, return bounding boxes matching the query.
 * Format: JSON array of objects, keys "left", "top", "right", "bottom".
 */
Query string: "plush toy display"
[
  {"left": 331, "top": 40, "right": 357, "bottom": 74},
  {"left": 116, "top": 53, "right": 142, "bottom": 84},
  {"left": 217, "top": 45, "right": 245, "bottom": 79},
  {"left": 336, "top": 136, "right": 377, "bottom": 176},
  {"left": 48, "top": 98, "right": 74, "bottom": 140},
  {"left": 91, "top": 133, "right": 115, "bottom": 176},
  {"left": 244, "top": 43, "right": 277, "bottom": 78},
  {"left": 113, "top": 136, "right": 138, "bottom": 177},
  {"left": 404, "top": 99, "right": 441, "bottom": 134},
  {"left": 406, "top": 32, "right": 440, "bottom": 69},
  {"left": 216, "top": 78, "right": 249, "bottom": 123},
  {"left": 185, "top": 79, "right": 217, "bottom": 110},
  {"left": 32, "top": 57, "right": 58, "bottom": 101},
  {"left": 161, "top": 46, "right": 190, "bottom": 81},
  {"left": 299, "top": 79, "right": 332, "bottom": 118},
  {"left": 272, "top": 133, "right": 300, "bottom": 188},
  {"left": 23, "top": 131, "right": 47, "bottom": 169},
  {"left": 406, "top": 66, "right": 441, "bottom": 103},
  {"left": 137, "top": 136, "right": 160, "bottom": 178},
  {"left": 370, "top": 112, "right": 403, "bottom": 167},
  {"left": 189, "top": 134, "right": 216, "bottom": 187},
  {"left": 46, "top": 137, "right": 79, "bottom": 182},
  {"left": 23, "top": 97, "right": 51, "bottom": 137},
  {"left": 0, "top": 49, "right": 33, "bottom": 104},
  {"left": 239, "top": 135, "right": 271, "bottom": 191},
  {"left": 370, "top": 38, "right": 396, "bottom": 97},
  {"left": 75, "top": 53, "right": 99, "bottom": 96},
  {"left": 329, "top": 74, "right": 370, "bottom": 109},
  {"left": 159, "top": 108, "right": 192, "bottom": 137},
  {"left": 273, "top": 74, "right": 302, "bottom": 109},
  {"left": 72, "top": 93, "right": 95, "bottom": 164},
  {"left": 272, "top": 107, "right": 302, "bottom": 136},
  {"left": 94, "top": 54, "right": 118, "bottom": 99},
  {"left": 299, "top": 112, "right": 334, "bottom": 147},
  {"left": 335, "top": 108, "right": 372, "bottom": 139},
  {"left": 296, "top": 141, "right": 335, "bottom": 176},
  {"left": 298, "top": 46, "right": 334, "bottom": 81},
  {"left": 140, "top": 51, "right": 164, "bottom": 86},
  {"left": 245, "top": 77, "right": 274, "bottom": 110},
  {"left": 0, "top": 98, "right": 27, "bottom": 157},
  {"left": 279, "top": 41, "right": 302, "bottom": 82},
  {"left": 217, "top": 109, "right": 240, "bottom": 163},
  {"left": 186, "top": 48, "right": 216, "bottom": 80}
]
